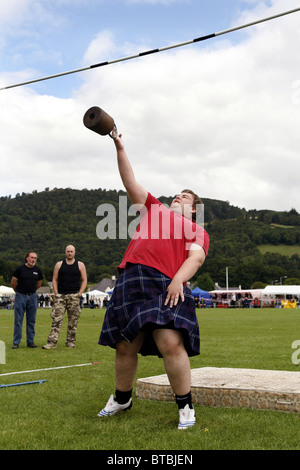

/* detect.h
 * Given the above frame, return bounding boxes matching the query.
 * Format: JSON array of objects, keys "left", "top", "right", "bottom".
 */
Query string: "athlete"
[{"left": 97, "top": 131, "right": 209, "bottom": 429}]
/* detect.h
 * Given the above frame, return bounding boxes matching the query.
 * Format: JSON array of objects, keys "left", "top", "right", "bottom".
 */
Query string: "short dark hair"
[
  {"left": 181, "top": 189, "right": 203, "bottom": 222},
  {"left": 25, "top": 252, "right": 38, "bottom": 261}
]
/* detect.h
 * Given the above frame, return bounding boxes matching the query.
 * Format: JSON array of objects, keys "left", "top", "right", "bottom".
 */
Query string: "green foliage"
[
  {"left": 194, "top": 272, "right": 215, "bottom": 291},
  {"left": 284, "top": 277, "right": 300, "bottom": 285},
  {"left": 205, "top": 215, "right": 300, "bottom": 288},
  {"left": 0, "top": 188, "right": 128, "bottom": 284},
  {"left": 251, "top": 281, "right": 267, "bottom": 289},
  {"left": 0, "top": 188, "right": 300, "bottom": 288}
]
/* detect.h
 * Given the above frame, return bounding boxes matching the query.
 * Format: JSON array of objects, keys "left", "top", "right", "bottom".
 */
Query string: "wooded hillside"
[{"left": 0, "top": 188, "right": 299, "bottom": 289}]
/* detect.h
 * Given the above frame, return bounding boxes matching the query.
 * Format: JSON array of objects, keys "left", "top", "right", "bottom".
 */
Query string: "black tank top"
[{"left": 57, "top": 260, "right": 81, "bottom": 294}]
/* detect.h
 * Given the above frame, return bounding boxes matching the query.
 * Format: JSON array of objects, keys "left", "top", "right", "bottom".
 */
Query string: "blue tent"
[{"left": 191, "top": 287, "right": 211, "bottom": 306}]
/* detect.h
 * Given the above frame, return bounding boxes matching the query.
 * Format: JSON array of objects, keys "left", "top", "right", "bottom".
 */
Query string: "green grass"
[
  {"left": 258, "top": 244, "right": 300, "bottom": 257},
  {"left": 0, "top": 307, "right": 299, "bottom": 450}
]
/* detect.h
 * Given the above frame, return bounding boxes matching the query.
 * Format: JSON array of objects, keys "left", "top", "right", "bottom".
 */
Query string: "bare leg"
[
  {"left": 115, "top": 331, "right": 145, "bottom": 391},
  {"left": 152, "top": 329, "right": 191, "bottom": 395},
  {"left": 98, "top": 332, "right": 146, "bottom": 417}
]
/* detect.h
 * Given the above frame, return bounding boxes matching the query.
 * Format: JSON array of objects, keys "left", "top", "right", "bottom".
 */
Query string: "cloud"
[
  {"left": 126, "top": 0, "right": 190, "bottom": 4},
  {"left": 0, "top": 1, "right": 30, "bottom": 24},
  {"left": 76, "top": 3, "right": 300, "bottom": 211},
  {"left": 82, "top": 31, "right": 117, "bottom": 65}
]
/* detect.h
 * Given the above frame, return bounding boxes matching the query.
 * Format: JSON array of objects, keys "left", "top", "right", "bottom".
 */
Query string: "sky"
[{"left": 1, "top": 0, "right": 300, "bottom": 213}]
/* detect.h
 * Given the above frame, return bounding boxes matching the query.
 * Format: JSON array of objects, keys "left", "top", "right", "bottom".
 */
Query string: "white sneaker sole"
[
  {"left": 178, "top": 419, "right": 196, "bottom": 430},
  {"left": 97, "top": 396, "right": 132, "bottom": 417},
  {"left": 178, "top": 405, "right": 196, "bottom": 430}
]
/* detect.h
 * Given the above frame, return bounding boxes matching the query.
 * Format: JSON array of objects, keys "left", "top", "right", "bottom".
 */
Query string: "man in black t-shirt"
[{"left": 11, "top": 252, "right": 43, "bottom": 349}]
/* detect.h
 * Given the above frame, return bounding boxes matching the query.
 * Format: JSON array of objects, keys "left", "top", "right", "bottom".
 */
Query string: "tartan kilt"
[{"left": 98, "top": 263, "right": 200, "bottom": 357}]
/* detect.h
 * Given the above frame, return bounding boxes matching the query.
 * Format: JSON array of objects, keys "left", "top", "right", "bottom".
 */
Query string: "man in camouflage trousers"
[{"left": 43, "top": 245, "right": 87, "bottom": 349}]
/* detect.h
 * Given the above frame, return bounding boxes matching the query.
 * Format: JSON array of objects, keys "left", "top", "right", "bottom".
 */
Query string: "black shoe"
[
  {"left": 27, "top": 343, "right": 38, "bottom": 348},
  {"left": 12, "top": 344, "right": 19, "bottom": 349}
]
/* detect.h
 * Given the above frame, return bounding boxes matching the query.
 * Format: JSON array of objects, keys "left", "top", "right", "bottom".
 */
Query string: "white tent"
[
  {"left": 83, "top": 289, "right": 107, "bottom": 307},
  {"left": 0, "top": 285, "right": 14, "bottom": 295},
  {"left": 261, "top": 285, "right": 300, "bottom": 297},
  {"left": 88, "top": 289, "right": 107, "bottom": 297},
  {"left": 261, "top": 285, "right": 300, "bottom": 307}
]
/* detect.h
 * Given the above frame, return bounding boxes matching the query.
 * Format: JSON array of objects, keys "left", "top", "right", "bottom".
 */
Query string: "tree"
[
  {"left": 284, "top": 278, "right": 300, "bottom": 285},
  {"left": 251, "top": 281, "right": 267, "bottom": 289},
  {"left": 1, "top": 188, "right": 300, "bottom": 288},
  {"left": 194, "top": 273, "right": 215, "bottom": 291}
]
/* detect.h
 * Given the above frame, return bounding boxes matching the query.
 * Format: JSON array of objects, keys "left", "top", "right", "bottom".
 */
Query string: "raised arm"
[{"left": 113, "top": 133, "right": 148, "bottom": 205}]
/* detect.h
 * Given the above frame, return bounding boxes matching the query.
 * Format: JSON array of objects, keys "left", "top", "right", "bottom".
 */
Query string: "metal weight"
[{"left": 83, "top": 106, "right": 116, "bottom": 136}]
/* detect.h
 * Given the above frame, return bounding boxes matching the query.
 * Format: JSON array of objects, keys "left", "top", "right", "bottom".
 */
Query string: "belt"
[{"left": 18, "top": 292, "right": 35, "bottom": 296}]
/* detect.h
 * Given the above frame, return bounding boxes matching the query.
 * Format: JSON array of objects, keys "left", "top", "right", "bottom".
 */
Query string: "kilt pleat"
[{"left": 99, "top": 264, "right": 200, "bottom": 357}]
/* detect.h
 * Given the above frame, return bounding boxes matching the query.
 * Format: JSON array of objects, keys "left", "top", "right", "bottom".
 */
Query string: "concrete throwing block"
[{"left": 136, "top": 367, "right": 300, "bottom": 413}]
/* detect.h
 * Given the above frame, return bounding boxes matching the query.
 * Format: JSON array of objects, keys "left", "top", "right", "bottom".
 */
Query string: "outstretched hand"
[
  {"left": 113, "top": 135, "right": 125, "bottom": 153},
  {"left": 110, "top": 126, "right": 124, "bottom": 148}
]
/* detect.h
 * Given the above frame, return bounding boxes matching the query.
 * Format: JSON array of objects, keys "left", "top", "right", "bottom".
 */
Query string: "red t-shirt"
[{"left": 118, "top": 193, "right": 209, "bottom": 279}]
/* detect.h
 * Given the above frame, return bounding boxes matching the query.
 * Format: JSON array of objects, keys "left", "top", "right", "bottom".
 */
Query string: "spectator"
[
  {"left": 42, "top": 245, "right": 87, "bottom": 349},
  {"left": 11, "top": 252, "right": 43, "bottom": 349}
]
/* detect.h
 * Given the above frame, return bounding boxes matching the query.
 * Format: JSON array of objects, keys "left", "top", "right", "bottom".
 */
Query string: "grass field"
[{"left": 0, "top": 307, "right": 299, "bottom": 451}]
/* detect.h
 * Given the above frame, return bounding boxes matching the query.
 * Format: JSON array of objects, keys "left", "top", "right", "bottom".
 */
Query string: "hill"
[{"left": 0, "top": 188, "right": 300, "bottom": 288}]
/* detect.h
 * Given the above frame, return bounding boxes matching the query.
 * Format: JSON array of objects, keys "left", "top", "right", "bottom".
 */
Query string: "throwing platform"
[{"left": 136, "top": 367, "right": 300, "bottom": 413}]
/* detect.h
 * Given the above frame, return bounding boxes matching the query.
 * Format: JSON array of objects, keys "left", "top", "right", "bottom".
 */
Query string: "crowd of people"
[
  {"left": 88, "top": 296, "right": 109, "bottom": 309},
  {"left": 38, "top": 294, "right": 52, "bottom": 308},
  {"left": 193, "top": 296, "right": 209, "bottom": 308},
  {"left": 193, "top": 292, "right": 261, "bottom": 308},
  {"left": 210, "top": 292, "right": 261, "bottom": 308}
]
